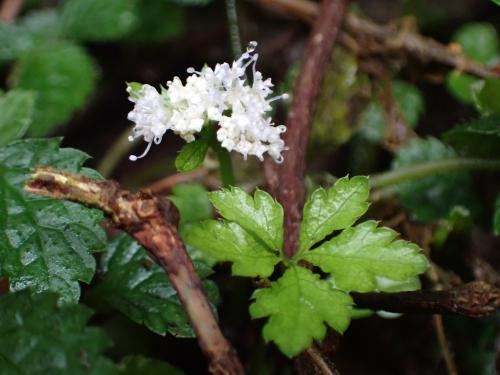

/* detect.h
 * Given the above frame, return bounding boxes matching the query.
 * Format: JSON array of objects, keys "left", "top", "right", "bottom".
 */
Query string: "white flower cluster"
[{"left": 127, "top": 42, "right": 288, "bottom": 163}]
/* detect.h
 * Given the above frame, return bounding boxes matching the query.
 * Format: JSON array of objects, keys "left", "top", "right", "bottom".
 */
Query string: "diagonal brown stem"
[
  {"left": 256, "top": 0, "right": 499, "bottom": 79},
  {"left": 272, "top": 0, "right": 348, "bottom": 258},
  {"left": 25, "top": 166, "right": 244, "bottom": 375}
]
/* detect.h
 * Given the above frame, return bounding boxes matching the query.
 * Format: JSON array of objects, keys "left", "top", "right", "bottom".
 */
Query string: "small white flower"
[
  {"left": 127, "top": 84, "right": 171, "bottom": 161},
  {"left": 126, "top": 41, "right": 289, "bottom": 163}
]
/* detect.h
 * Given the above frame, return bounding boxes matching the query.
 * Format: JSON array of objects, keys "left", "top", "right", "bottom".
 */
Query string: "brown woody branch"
[
  {"left": 255, "top": 0, "right": 500, "bottom": 79},
  {"left": 273, "top": 0, "right": 348, "bottom": 258},
  {"left": 351, "top": 281, "right": 500, "bottom": 317},
  {"left": 25, "top": 166, "right": 244, "bottom": 375}
]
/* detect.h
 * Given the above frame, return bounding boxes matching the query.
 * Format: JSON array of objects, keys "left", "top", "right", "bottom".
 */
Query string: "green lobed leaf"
[
  {"left": 11, "top": 42, "right": 99, "bottom": 136},
  {"left": 0, "top": 138, "right": 106, "bottom": 303},
  {"left": 302, "top": 221, "right": 428, "bottom": 292},
  {"left": 443, "top": 114, "right": 500, "bottom": 158},
  {"left": 118, "top": 355, "right": 184, "bottom": 375},
  {"left": 60, "top": 0, "right": 138, "bottom": 42},
  {"left": 494, "top": 195, "right": 500, "bottom": 236},
  {"left": 0, "top": 90, "right": 35, "bottom": 146},
  {"left": 392, "top": 137, "right": 478, "bottom": 221},
  {"left": 249, "top": 266, "right": 352, "bottom": 357},
  {"left": 452, "top": 22, "right": 499, "bottom": 65},
  {"left": 184, "top": 220, "right": 280, "bottom": 277},
  {"left": 209, "top": 187, "right": 284, "bottom": 251},
  {"left": 299, "top": 176, "right": 369, "bottom": 253},
  {"left": 0, "top": 291, "right": 116, "bottom": 374},
  {"left": 92, "top": 233, "right": 218, "bottom": 337},
  {"left": 175, "top": 138, "right": 209, "bottom": 172},
  {"left": 471, "top": 78, "right": 500, "bottom": 116}
]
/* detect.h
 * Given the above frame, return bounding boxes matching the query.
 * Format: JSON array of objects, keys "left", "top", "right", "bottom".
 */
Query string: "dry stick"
[
  {"left": 275, "top": 0, "right": 348, "bottom": 258},
  {"left": 433, "top": 315, "right": 458, "bottom": 375},
  {"left": 351, "top": 281, "right": 500, "bottom": 317},
  {"left": 0, "top": 0, "right": 23, "bottom": 22},
  {"left": 255, "top": 0, "right": 500, "bottom": 79},
  {"left": 25, "top": 167, "right": 244, "bottom": 375}
]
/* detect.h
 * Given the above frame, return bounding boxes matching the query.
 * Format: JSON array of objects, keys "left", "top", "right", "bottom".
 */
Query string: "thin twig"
[
  {"left": 369, "top": 158, "right": 500, "bottom": 189},
  {"left": 97, "top": 126, "right": 137, "bottom": 178},
  {"left": 255, "top": 0, "right": 500, "bottom": 79},
  {"left": 25, "top": 167, "right": 245, "bottom": 375},
  {"left": 433, "top": 314, "right": 459, "bottom": 375},
  {"left": 0, "top": 0, "right": 23, "bottom": 22},
  {"left": 304, "top": 345, "right": 340, "bottom": 375},
  {"left": 272, "top": 0, "right": 348, "bottom": 258},
  {"left": 351, "top": 281, "right": 500, "bottom": 317},
  {"left": 147, "top": 169, "right": 220, "bottom": 195}
]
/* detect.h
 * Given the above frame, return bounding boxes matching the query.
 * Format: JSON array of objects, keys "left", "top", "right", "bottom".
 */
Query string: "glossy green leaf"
[
  {"left": 169, "top": 182, "right": 212, "bottom": 227},
  {"left": 0, "top": 90, "right": 35, "bottom": 146},
  {"left": 0, "top": 138, "right": 106, "bottom": 303},
  {"left": 452, "top": 22, "right": 499, "bottom": 64},
  {"left": 249, "top": 266, "right": 352, "bottom": 357},
  {"left": 92, "top": 233, "right": 218, "bottom": 337},
  {"left": 493, "top": 0, "right": 500, "bottom": 5},
  {"left": 392, "top": 137, "right": 478, "bottom": 221},
  {"left": 185, "top": 220, "right": 280, "bottom": 277},
  {"left": 11, "top": 42, "right": 98, "bottom": 136},
  {"left": 472, "top": 78, "right": 500, "bottom": 115},
  {"left": 209, "top": 187, "right": 283, "bottom": 251},
  {"left": 494, "top": 195, "right": 500, "bottom": 236},
  {"left": 60, "top": 0, "right": 138, "bottom": 42},
  {"left": 0, "top": 291, "right": 116, "bottom": 374},
  {"left": 299, "top": 176, "right": 369, "bottom": 253},
  {"left": 175, "top": 138, "right": 209, "bottom": 172},
  {"left": 118, "top": 355, "right": 184, "bottom": 375},
  {"left": 303, "top": 221, "right": 428, "bottom": 292},
  {"left": 444, "top": 114, "right": 500, "bottom": 158}
]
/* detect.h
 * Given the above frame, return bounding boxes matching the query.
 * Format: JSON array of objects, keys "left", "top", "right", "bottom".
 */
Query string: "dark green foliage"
[
  {"left": 0, "top": 138, "right": 106, "bottom": 303},
  {"left": 0, "top": 291, "right": 116, "bottom": 374},
  {"left": 92, "top": 233, "right": 219, "bottom": 337}
]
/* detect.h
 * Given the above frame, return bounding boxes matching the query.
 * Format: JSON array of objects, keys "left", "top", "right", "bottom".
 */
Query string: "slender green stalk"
[
  {"left": 97, "top": 126, "right": 137, "bottom": 177},
  {"left": 225, "top": 0, "right": 242, "bottom": 58},
  {"left": 370, "top": 158, "right": 500, "bottom": 189},
  {"left": 214, "top": 145, "right": 235, "bottom": 187}
]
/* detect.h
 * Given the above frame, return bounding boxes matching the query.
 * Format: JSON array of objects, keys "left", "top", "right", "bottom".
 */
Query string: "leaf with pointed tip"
[
  {"left": 175, "top": 138, "right": 209, "bottom": 173},
  {"left": 299, "top": 176, "right": 369, "bottom": 253},
  {"left": 0, "top": 138, "right": 106, "bottom": 303},
  {"left": 302, "top": 221, "right": 429, "bottom": 292},
  {"left": 209, "top": 188, "right": 284, "bottom": 251},
  {"left": 184, "top": 220, "right": 280, "bottom": 277},
  {"left": 249, "top": 266, "right": 352, "bottom": 357},
  {"left": 92, "top": 233, "right": 219, "bottom": 337},
  {"left": 0, "top": 291, "right": 116, "bottom": 374}
]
